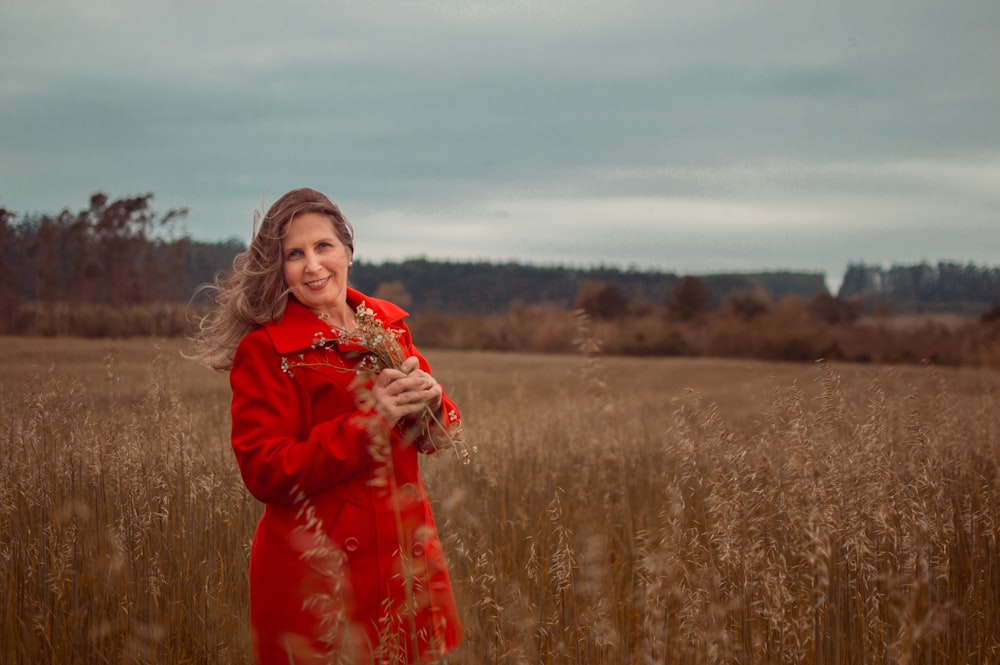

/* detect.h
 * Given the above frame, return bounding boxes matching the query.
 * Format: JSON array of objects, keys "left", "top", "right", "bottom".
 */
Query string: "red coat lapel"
[{"left": 264, "top": 288, "right": 410, "bottom": 355}]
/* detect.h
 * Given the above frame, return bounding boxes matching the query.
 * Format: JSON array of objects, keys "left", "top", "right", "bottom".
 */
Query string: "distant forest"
[
  {"left": 348, "top": 260, "right": 829, "bottom": 315},
  {"left": 839, "top": 262, "right": 1000, "bottom": 316},
  {"left": 2, "top": 193, "right": 998, "bottom": 323}
]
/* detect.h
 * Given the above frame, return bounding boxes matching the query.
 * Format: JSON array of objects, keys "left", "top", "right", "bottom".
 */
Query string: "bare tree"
[
  {"left": 0, "top": 208, "right": 18, "bottom": 332},
  {"left": 667, "top": 275, "right": 714, "bottom": 321},
  {"left": 575, "top": 279, "right": 629, "bottom": 320}
]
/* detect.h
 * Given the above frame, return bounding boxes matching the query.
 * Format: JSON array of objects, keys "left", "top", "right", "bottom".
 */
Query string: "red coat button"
[
  {"left": 412, "top": 542, "right": 425, "bottom": 558},
  {"left": 400, "top": 482, "right": 418, "bottom": 504},
  {"left": 344, "top": 537, "right": 359, "bottom": 553}
]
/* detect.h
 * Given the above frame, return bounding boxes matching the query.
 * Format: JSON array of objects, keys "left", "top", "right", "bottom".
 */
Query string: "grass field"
[{"left": 2, "top": 336, "right": 999, "bottom": 663}]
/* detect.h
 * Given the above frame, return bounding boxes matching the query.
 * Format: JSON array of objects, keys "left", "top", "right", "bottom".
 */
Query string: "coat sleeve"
[
  {"left": 396, "top": 324, "right": 463, "bottom": 453},
  {"left": 230, "top": 330, "right": 379, "bottom": 505}
]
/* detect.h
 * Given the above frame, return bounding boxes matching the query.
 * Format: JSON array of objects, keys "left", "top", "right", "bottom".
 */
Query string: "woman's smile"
[{"left": 305, "top": 276, "right": 330, "bottom": 289}]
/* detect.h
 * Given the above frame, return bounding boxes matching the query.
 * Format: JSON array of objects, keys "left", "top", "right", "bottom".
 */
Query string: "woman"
[{"left": 194, "top": 187, "right": 463, "bottom": 664}]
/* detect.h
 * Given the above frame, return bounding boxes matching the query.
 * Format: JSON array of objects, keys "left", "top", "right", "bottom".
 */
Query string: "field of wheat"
[{"left": 1, "top": 334, "right": 998, "bottom": 664}]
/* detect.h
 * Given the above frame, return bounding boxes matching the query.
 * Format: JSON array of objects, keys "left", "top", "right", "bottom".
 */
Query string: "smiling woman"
[{"left": 191, "top": 188, "right": 464, "bottom": 664}]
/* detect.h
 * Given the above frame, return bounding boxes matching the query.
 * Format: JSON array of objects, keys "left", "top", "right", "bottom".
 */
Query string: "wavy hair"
[{"left": 191, "top": 187, "right": 354, "bottom": 371}]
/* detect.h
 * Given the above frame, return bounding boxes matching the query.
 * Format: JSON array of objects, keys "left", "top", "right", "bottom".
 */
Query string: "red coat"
[{"left": 230, "top": 290, "right": 463, "bottom": 664}]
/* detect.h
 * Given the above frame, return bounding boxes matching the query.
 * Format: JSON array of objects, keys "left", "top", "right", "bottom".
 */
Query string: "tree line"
[
  {"left": 840, "top": 261, "right": 1000, "bottom": 315},
  {"left": 0, "top": 194, "right": 239, "bottom": 334},
  {"left": 348, "top": 258, "right": 829, "bottom": 316},
  {"left": 2, "top": 193, "right": 190, "bottom": 305},
  {"left": 1, "top": 194, "right": 243, "bottom": 332},
  {"left": 1, "top": 192, "right": 829, "bottom": 318},
  {"left": 2, "top": 192, "right": 998, "bottom": 340}
]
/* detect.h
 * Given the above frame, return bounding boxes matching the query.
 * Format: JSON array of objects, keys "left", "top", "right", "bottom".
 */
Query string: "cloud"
[{"left": 1, "top": 0, "right": 997, "bottom": 284}]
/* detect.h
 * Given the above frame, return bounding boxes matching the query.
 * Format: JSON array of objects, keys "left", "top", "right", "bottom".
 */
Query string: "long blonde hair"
[{"left": 191, "top": 187, "right": 354, "bottom": 371}]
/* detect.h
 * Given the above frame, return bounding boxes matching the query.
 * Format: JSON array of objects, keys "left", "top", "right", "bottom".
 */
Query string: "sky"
[{"left": 2, "top": 1, "right": 998, "bottom": 292}]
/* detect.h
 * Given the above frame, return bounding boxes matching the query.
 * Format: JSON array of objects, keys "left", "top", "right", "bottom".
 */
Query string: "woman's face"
[{"left": 282, "top": 212, "right": 353, "bottom": 319}]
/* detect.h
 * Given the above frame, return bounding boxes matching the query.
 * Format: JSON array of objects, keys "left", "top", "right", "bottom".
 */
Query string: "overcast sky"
[{"left": 3, "top": 1, "right": 998, "bottom": 290}]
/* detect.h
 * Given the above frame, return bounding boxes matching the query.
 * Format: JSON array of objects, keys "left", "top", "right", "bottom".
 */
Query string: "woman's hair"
[{"left": 191, "top": 187, "right": 354, "bottom": 371}]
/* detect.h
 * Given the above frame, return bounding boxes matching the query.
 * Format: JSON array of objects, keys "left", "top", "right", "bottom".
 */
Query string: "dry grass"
[{"left": 2, "top": 336, "right": 999, "bottom": 663}]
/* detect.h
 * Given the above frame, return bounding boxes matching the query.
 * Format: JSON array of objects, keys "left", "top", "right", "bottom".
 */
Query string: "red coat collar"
[{"left": 264, "top": 288, "right": 409, "bottom": 355}]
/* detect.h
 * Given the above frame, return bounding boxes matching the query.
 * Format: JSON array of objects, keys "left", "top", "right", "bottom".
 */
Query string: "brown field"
[{"left": 2, "top": 336, "right": 999, "bottom": 664}]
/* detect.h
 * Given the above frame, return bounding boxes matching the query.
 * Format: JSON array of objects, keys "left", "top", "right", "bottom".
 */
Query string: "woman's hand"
[{"left": 371, "top": 356, "right": 443, "bottom": 427}]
